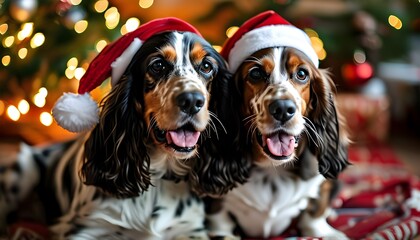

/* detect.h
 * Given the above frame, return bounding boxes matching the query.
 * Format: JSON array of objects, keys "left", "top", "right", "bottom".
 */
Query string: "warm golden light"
[
  {"left": 74, "top": 20, "right": 88, "bottom": 33},
  {"left": 18, "top": 99, "right": 30, "bottom": 114},
  {"left": 309, "top": 36, "right": 326, "bottom": 60},
  {"left": 106, "top": 19, "right": 119, "bottom": 29},
  {"left": 65, "top": 68, "right": 75, "bottom": 79},
  {"left": 104, "top": 7, "right": 117, "bottom": 19},
  {"left": 81, "top": 62, "right": 89, "bottom": 70},
  {"left": 33, "top": 93, "right": 46, "bottom": 107},
  {"left": 310, "top": 37, "right": 324, "bottom": 52},
  {"left": 30, "top": 32, "right": 45, "bottom": 48},
  {"left": 105, "top": 7, "right": 120, "bottom": 29},
  {"left": 304, "top": 28, "right": 319, "bottom": 38},
  {"left": 74, "top": 67, "right": 86, "bottom": 80},
  {"left": 7, "top": 105, "right": 20, "bottom": 121},
  {"left": 139, "top": 0, "right": 154, "bottom": 9},
  {"left": 388, "top": 15, "right": 403, "bottom": 30},
  {"left": 0, "top": 100, "right": 5, "bottom": 116},
  {"left": 38, "top": 87, "right": 48, "bottom": 97},
  {"left": 94, "top": 0, "right": 109, "bottom": 13},
  {"left": 212, "top": 45, "right": 222, "bottom": 53},
  {"left": 318, "top": 49, "right": 327, "bottom": 61},
  {"left": 2, "top": 55, "right": 11, "bottom": 66},
  {"left": 40, "top": 112, "right": 53, "bottom": 126},
  {"left": 226, "top": 26, "right": 239, "bottom": 38},
  {"left": 17, "top": 22, "right": 34, "bottom": 40},
  {"left": 95, "top": 39, "right": 107, "bottom": 52},
  {"left": 18, "top": 48, "right": 28, "bottom": 59},
  {"left": 120, "top": 25, "right": 128, "bottom": 35},
  {"left": 70, "top": 0, "right": 82, "bottom": 5},
  {"left": 3, "top": 36, "right": 15, "bottom": 48},
  {"left": 125, "top": 18, "right": 140, "bottom": 32},
  {"left": 0, "top": 23, "right": 8, "bottom": 35},
  {"left": 67, "top": 57, "right": 78, "bottom": 70}
]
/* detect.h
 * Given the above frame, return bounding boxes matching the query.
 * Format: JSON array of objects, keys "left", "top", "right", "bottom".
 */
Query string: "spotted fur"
[{"left": 1, "top": 31, "right": 248, "bottom": 239}]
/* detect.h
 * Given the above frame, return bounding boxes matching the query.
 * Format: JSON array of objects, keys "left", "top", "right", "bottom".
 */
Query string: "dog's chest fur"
[
  {"left": 53, "top": 179, "right": 204, "bottom": 239},
  {"left": 223, "top": 166, "right": 325, "bottom": 238},
  {"left": 44, "top": 142, "right": 206, "bottom": 239}
]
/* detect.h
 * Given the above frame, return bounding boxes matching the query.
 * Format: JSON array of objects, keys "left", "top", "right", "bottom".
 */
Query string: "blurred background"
[{"left": 0, "top": 0, "right": 419, "bottom": 167}]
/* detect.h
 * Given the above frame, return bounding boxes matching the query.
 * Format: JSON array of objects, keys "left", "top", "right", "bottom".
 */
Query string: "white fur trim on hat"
[
  {"left": 110, "top": 38, "right": 143, "bottom": 86},
  {"left": 52, "top": 93, "right": 99, "bottom": 132},
  {"left": 228, "top": 25, "right": 319, "bottom": 73}
]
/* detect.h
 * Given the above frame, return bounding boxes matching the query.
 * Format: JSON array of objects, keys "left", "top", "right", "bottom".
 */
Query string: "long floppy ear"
[
  {"left": 307, "top": 69, "right": 350, "bottom": 179},
  {"left": 82, "top": 71, "right": 150, "bottom": 198},
  {"left": 190, "top": 55, "right": 250, "bottom": 196}
]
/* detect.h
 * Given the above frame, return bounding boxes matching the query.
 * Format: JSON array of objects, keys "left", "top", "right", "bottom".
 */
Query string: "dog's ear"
[
  {"left": 82, "top": 73, "right": 150, "bottom": 198},
  {"left": 308, "top": 69, "right": 350, "bottom": 179},
  {"left": 190, "top": 58, "right": 250, "bottom": 196}
]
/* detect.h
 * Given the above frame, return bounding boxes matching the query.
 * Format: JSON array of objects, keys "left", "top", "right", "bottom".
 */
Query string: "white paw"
[
  {"left": 299, "top": 211, "right": 348, "bottom": 239},
  {"left": 304, "top": 228, "right": 349, "bottom": 240}
]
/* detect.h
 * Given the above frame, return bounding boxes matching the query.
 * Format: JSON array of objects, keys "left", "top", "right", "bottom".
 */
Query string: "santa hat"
[
  {"left": 52, "top": 17, "right": 201, "bottom": 133},
  {"left": 220, "top": 10, "right": 319, "bottom": 73}
]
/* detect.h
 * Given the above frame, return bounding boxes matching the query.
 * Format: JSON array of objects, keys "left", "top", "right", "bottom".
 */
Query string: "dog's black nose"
[
  {"left": 176, "top": 92, "right": 205, "bottom": 115},
  {"left": 269, "top": 99, "right": 296, "bottom": 123}
]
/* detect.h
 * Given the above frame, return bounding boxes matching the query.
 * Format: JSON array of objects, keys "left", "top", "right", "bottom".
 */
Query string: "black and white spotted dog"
[{"left": 0, "top": 21, "right": 248, "bottom": 239}]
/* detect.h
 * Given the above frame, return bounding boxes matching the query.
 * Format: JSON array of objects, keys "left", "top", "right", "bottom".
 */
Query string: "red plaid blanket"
[
  {"left": 8, "top": 145, "right": 419, "bottom": 240},
  {"left": 250, "top": 145, "right": 420, "bottom": 240},
  {"left": 331, "top": 145, "right": 420, "bottom": 240}
]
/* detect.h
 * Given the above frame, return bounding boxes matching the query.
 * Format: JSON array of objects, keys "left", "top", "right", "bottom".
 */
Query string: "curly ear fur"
[
  {"left": 82, "top": 71, "right": 150, "bottom": 198},
  {"left": 307, "top": 69, "right": 350, "bottom": 179},
  {"left": 189, "top": 54, "right": 250, "bottom": 196}
]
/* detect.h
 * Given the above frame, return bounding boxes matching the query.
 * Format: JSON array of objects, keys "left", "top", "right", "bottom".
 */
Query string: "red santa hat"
[
  {"left": 52, "top": 17, "right": 201, "bottom": 133},
  {"left": 220, "top": 10, "right": 319, "bottom": 73}
]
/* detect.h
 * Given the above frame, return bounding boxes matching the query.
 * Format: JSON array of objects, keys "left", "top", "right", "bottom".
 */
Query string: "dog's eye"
[
  {"left": 199, "top": 60, "right": 214, "bottom": 76},
  {"left": 294, "top": 68, "right": 309, "bottom": 82},
  {"left": 149, "top": 59, "right": 167, "bottom": 74},
  {"left": 248, "top": 68, "right": 266, "bottom": 83}
]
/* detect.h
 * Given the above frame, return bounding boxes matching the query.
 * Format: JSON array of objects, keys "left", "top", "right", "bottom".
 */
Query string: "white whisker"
[
  {"left": 303, "top": 116, "right": 323, "bottom": 147},
  {"left": 247, "top": 121, "right": 259, "bottom": 143},
  {"left": 209, "top": 111, "right": 227, "bottom": 134},
  {"left": 208, "top": 117, "right": 219, "bottom": 140}
]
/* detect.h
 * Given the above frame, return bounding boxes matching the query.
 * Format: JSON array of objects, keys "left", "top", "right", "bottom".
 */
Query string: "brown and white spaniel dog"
[
  {"left": 207, "top": 11, "right": 350, "bottom": 239},
  {"left": 0, "top": 18, "right": 248, "bottom": 240}
]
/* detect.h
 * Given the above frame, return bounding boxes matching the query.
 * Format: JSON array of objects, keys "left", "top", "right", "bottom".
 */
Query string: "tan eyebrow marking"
[
  {"left": 191, "top": 42, "right": 206, "bottom": 64},
  {"left": 160, "top": 45, "right": 177, "bottom": 63}
]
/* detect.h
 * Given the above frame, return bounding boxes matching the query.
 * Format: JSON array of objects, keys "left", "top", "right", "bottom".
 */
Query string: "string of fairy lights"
[
  {"left": 0, "top": 0, "right": 405, "bottom": 128},
  {"left": 0, "top": 0, "right": 142, "bottom": 127}
]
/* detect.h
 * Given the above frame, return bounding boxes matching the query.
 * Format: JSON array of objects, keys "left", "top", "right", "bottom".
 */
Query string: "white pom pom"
[{"left": 52, "top": 93, "right": 99, "bottom": 132}]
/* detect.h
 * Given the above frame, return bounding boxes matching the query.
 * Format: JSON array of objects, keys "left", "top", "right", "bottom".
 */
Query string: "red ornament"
[{"left": 342, "top": 62, "right": 374, "bottom": 86}]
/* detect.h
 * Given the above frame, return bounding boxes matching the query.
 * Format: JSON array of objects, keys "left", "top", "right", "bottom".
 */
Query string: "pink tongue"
[
  {"left": 265, "top": 133, "right": 296, "bottom": 157},
  {"left": 167, "top": 129, "right": 200, "bottom": 148}
]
